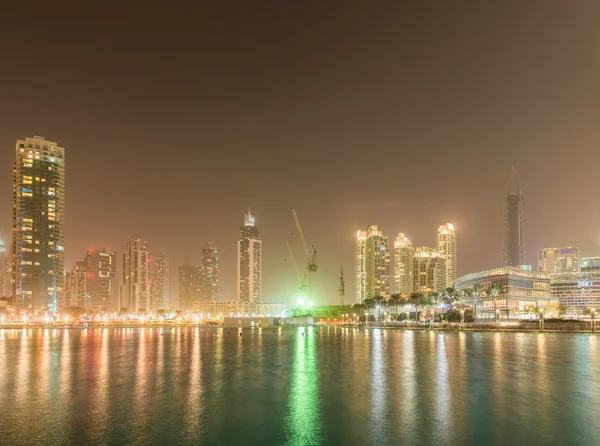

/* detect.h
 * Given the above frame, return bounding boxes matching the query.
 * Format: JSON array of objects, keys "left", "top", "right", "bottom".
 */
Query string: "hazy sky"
[{"left": 1, "top": 1, "right": 599, "bottom": 306}]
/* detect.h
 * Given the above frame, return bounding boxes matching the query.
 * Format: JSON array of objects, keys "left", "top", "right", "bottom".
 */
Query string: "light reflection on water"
[{"left": 0, "top": 328, "right": 599, "bottom": 445}]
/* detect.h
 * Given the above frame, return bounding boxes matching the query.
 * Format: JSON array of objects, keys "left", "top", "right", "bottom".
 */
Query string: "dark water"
[{"left": 0, "top": 327, "right": 599, "bottom": 445}]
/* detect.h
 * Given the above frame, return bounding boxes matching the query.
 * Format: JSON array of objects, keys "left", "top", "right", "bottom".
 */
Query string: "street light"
[
  {"left": 539, "top": 309, "right": 544, "bottom": 332},
  {"left": 591, "top": 308, "right": 596, "bottom": 332},
  {"left": 460, "top": 309, "right": 465, "bottom": 329},
  {"left": 495, "top": 309, "right": 499, "bottom": 330}
]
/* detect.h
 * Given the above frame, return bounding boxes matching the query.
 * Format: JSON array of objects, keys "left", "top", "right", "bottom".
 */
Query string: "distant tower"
[
  {"left": 394, "top": 233, "right": 414, "bottom": 294},
  {"left": 355, "top": 230, "right": 367, "bottom": 303},
  {"left": 201, "top": 243, "right": 219, "bottom": 302},
  {"left": 66, "top": 261, "right": 87, "bottom": 308},
  {"left": 120, "top": 237, "right": 150, "bottom": 313},
  {"left": 12, "top": 136, "right": 65, "bottom": 312},
  {"left": 504, "top": 167, "right": 524, "bottom": 267},
  {"left": 85, "top": 248, "right": 117, "bottom": 312},
  {"left": 152, "top": 254, "right": 170, "bottom": 310},
  {"left": 436, "top": 223, "right": 456, "bottom": 286},
  {"left": 237, "top": 210, "right": 262, "bottom": 303},
  {"left": 179, "top": 263, "right": 199, "bottom": 310}
]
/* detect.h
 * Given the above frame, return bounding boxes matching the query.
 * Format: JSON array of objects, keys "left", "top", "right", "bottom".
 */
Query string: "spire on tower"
[{"left": 506, "top": 166, "right": 522, "bottom": 195}]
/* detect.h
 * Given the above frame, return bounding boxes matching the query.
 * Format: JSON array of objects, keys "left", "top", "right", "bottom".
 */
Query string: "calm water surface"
[{"left": 0, "top": 327, "right": 599, "bottom": 445}]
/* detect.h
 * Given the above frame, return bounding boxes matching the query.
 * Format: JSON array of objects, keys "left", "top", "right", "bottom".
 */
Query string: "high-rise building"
[
  {"left": 539, "top": 247, "right": 580, "bottom": 274},
  {"left": 437, "top": 223, "right": 456, "bottom": 286},
  {"left": 151, "top": 254, "right": 170, "bottom": 310},
  {"left": 11, "top": 136, "right": 65, "bottom": 312},
  {"left": 200, "top": 244, "right": 219, "bottom": 302},
  {"left": 355, "top": 230, "right": 367, "bottom": 303},
  {"left": 504, "top": 167, "right": 524, "bottom": 267},
  {"left": 394, "top": 233, "right": 414, "bottom": 295},
  {"left": 66, "top": 262, "right": 87, "bottom": 308},
  {"left": 179, "top": 263, "right": 199, "bottom": 310},
  {"left": 237, "top": 211, "right": 262, "bottom": 303},
  {"left": 364, "top": 225, "right": 390, "bottom": 298},
  {"left": 85, "top": 249, "right": 117, "bottom": 312},
  {"left": 413, "top": 246, "right": 447, "bottom": 293},
  {"left": 581, "top": 257, "right": 600, "bottom": 273},
  {"left": 120, "top": 237, "right": 150, "bottom": 313}
]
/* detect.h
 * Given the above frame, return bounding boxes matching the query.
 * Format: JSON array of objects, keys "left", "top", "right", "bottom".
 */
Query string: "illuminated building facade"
[
  {"left": 11, "top": 136, "right": 65, "bottom": 312},
  {"left": 504, "top": 167, "right": 524, "bottom": 267},
  {"left": 151, "top": 254, "right": 170, "bottom": 311},
  {"left": 413, "top": 247, "right": 446, "bottom": 293},
  {"left": 394, "top": 233, "right": 414, "bottom": 295},
  {"left": 120, "top": 237, "right": 150, "bottom": 313},
  {"left": 355, "top": 230, "right": 366, "bottom": 303},
  {"left": 538, "top": 247, "right": 580, "bottom": 274},
  {"left": 200, "top": 243, "right": 219, "bottom": 302},
  {"left": 237, "top": 211, "right": 262, "bottom": 303},
  {"left": 454, "top": 265, "right": 550, "bottom": 318},
  {"left": 364, "top": 225, "right": 390, "bottom": 298},
  {"left": 436, "top": 223, "right": 456, "bottom": 286},
  {"left": 85, "top": 248, "right": 117, "bottom": 312},
  {"left": 550, "top": 257, "right": 600, "bottom": 312},
  {"left": 66, "top": 262, "right": 87, "bottom": 308}
]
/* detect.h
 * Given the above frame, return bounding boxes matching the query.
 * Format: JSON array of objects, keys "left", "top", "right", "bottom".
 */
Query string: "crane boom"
[
  {"left": 285, "top": 239, "right": 301, "bottom": 280},
  {"left": 292, "top": 208, "right": 311, "bottom": 263}
]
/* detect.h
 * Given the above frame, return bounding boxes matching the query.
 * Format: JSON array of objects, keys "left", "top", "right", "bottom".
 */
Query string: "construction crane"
[
  {"left": 338, "top": 266, "right": 345, "bottom": 306},
  {"left": 291, "top": 208, "right": 317, "bottom": 304},
  {"left": 286, "top": 238, "right": 307, "bottom": 291}
]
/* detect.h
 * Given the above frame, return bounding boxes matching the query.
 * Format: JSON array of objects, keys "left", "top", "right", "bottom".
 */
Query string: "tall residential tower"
[
  {"left": 120, "top": 237, "right": 150, "bottom": 313},
  {"left": 85, "top": 248, "right": 117, "bottom": 312},
  {"left": 436, "top": 223, "right": 456, "bottom": 286},
  {"left": 11, "top": 136, "right": 65, "bottom": 312},
  {"left": 237, "top": 211, "right": 262, "bottom": 303},
  {"left": 504, "top": 167, "right": 524, "bottom": 267},
  {"left": 355, "top": 230, "right": 367, "bottom": 303},
  {"left": 394, "top": 233, "right": 414, "bottom": 295},
  {"left": 364, "top": 225, "right": 390, "bottom": 298}
]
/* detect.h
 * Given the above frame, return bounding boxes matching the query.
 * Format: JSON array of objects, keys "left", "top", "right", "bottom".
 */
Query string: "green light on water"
[{"left": 285, "top": 327, "right": 321, "bottom": 445}]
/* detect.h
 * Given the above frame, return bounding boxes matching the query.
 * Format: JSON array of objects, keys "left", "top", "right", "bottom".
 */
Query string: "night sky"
[{"left": 1, "top": 1, "right": 599, "bottom": 307}]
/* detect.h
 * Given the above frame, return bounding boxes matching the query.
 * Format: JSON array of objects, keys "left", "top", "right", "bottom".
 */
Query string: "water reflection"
[{"left": 285, "top": 327, "right": 321, "bottom": 445}]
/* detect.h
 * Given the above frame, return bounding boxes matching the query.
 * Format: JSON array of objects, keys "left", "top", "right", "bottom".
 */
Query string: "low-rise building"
[
  {"left": 550, "top": 257, "right": 600, "bottom": 313},
  {"left": 192, "top": 300, "right": 286, "bottom": 317},
  {"left": 454, "top": 265, "right": 551, "bottom": 318}
]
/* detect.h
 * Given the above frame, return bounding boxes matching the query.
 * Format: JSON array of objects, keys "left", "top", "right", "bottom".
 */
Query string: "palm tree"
[
  {"left": 364, "top": 297, "right": 376, "bottom": 325},
  {"left": 486, "top": 284, "right": 502, "bottom": 320},
  {"left": 352, "top": 303, "right": 365, "bottom": 323},
  {"left": 442, "top": 287, "right": 458, "bottom": 310},
  {"left": 389, "top": 293, "right": 403, "bottom": 324},
  {"left": 408, "top": 292, "right": 425, "bottom": 322},
  {"left": 429, "top": 291, "right": 441, "bottom": 320},
  {"left": 372, "top": 295, "right": 387, "bottom": 323}
]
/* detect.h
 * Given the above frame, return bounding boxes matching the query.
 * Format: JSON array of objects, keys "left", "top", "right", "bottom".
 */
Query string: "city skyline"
[{"left": 1, "top": 2, "right": 600, "bottom": 307}]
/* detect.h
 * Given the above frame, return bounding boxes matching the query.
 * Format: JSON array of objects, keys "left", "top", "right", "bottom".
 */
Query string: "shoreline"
[{"left": 0, "top": 323, "right": 598, "bottom": 335}]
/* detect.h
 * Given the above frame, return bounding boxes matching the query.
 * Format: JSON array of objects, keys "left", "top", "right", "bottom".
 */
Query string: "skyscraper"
[
  {"left": 355, "top": 230, "right": 367, "bottom": 303},
  {"left": 12, "top": 136, "right": 65, "bottom": 312},
  {"left": 179, "top": 263, "right": 200, "bottom": 310},
  {"left": 237, "top": 211, "right": 262, "bottom": 303},
  {"left": 539, "top": 247, "right": 580, "bottom": 274},
  {"left": 504, "top": 167, "right": 524, "bottom": 267},
  {"left": 120, "top": 237, "right": 150, "bottom": 313},
  {"left": 66, "top": 261, "right": 87, "bottom": 308},
  {"left": 436, "top": 223, "right": 457, "bottom": 286},
  {"left": 394, "top": 233, "right": 414, "bottom": 295},
  {"left": 364, "top": 225, "right": 390, "bottom": 298},
  {"left": 200, "top": 244, "right": 219, "bottom": 302},
  {"left": 151, "top": 254, "right": 170, "bottom": 310},
  {"left": 85, "top": 248, "right": 117, "bottom": 312}
]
